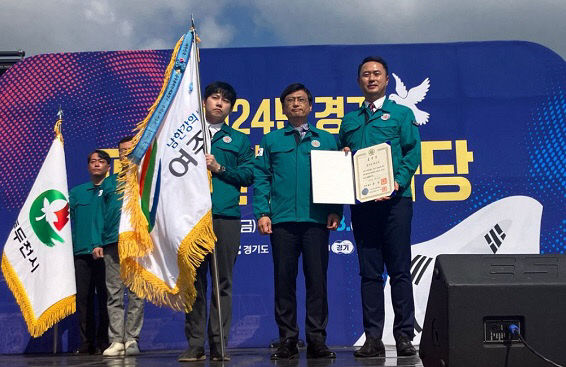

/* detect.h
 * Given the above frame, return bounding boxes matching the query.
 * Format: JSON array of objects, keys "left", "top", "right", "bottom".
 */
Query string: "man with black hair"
[
  {"left": 69, "top": 149, "right": 111, "bottom": 354},
  {"left": 339, "top": 56, "right": 421, "bottom": 358},
  {"left": 254, "top": 83, "right": 342, "bottom": 360},
  {"left": 102, "top": 137, "right": 145, "bottom": 357},
  {"left": 179, "top": 81, "right": 254, "bottom": 362}
]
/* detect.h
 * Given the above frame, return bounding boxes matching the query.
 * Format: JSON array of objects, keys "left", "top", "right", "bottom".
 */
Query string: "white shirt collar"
[
  {"left": 364, "top": 96, "right": 386, "bottom": 111},
  {"left": 293, "top": 122, "right": 309, "bottom": 132},
  {"left": 207, "top": 121, "right": 224, "bottom": 137}
]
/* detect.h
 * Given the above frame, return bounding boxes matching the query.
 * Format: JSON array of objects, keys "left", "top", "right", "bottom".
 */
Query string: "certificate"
[
  {"left": 310, "top": 143, "right": 394, "bottom": 204},
  {"left": 353, "top": 143, "right": 394, "bottom": 202},
  {"left": 311, "top": 150, "right": 356, "bottom": 204}
]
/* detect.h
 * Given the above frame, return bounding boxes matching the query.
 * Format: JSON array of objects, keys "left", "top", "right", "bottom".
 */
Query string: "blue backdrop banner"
[{"left": 0, "top": 40, "right": 564, "bottom": 353}]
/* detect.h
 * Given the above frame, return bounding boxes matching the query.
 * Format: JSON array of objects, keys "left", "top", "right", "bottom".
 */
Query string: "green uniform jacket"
[
  {"left": 254, "top": 123, "right": 343, "bottom": 225},
  {"left": 69, "top": 181, "right": 105, "bottom": 255},
  {"left": 211, "top": 123, "right": 254, "bottom": 217},
  {"left": 338, "top": 99, "right": 421, "bottom": 198},
  {"left": 101, "top": 174, "right": 121, "bottom": 245}
]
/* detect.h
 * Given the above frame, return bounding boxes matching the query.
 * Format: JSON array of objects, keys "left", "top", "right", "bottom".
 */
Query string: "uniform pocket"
[{"left": 369, "top": 121, "right": 400, "bottom": 142}]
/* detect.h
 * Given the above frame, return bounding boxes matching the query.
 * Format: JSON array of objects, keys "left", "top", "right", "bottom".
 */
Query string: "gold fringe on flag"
[
  {"left": 119, "top": 210, "right": 216, "bottom": 312},
  {"left": 1, "top": 253, "right": 76, "bottom": 337}
]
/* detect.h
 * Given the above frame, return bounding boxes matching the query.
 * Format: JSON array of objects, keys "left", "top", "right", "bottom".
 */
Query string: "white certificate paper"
[
  {"left": 353, "top": 143, "right": 395, "bottom": 202},
  {"left": 311, "top": 150, "right": 356, "bottom": 204}
]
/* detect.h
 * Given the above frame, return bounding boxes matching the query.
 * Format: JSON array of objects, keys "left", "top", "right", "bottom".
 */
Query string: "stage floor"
[{"left": 0, "top": 346, "right": 423, "bottom": 366}]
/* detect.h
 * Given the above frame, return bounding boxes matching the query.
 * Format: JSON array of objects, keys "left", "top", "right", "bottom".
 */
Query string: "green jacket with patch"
[
  {"left": 210, "top": 123, "right": 254, "bottom": 217},
  {"left": 254, "top": 123, "right": 343, "bottom": 224},
  {"left": 69, "top": 181, "right": 105, "bottom": 255}
]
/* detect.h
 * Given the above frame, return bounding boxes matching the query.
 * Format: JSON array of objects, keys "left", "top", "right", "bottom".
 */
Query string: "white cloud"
[
  {"left": 84, "top": 0, "right": 116, "bottom": 24},
  {"left": 0, "top": 0, "right": 234, "bottom": 55},
  {"left": 247, "top": 0, "right": 566, "bottom": 58},
  {"left": 199, "top": 16, "right": 235, "bottom": 48},
  {"left": 0, "top": 0, "right": 564, "bottom": 59}
]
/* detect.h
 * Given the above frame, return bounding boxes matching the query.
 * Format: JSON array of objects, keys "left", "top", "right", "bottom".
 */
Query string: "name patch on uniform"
[
  {"left": 223, "top": 136, "right": 232, "bottom": 143},
  {"left": 311, "top": 140, "right": 321, "bottom": 148},
  {"left": 381, "top": 113, "right": 390, "bottom": 121}
]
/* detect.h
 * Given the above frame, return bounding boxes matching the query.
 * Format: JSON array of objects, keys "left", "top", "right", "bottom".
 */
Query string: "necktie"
[
  {"left": 369, "top": 103, "right": 377, "bottom": 114},
  {"left": 300, "top": 126, "right": 308, "bottom": 139}
]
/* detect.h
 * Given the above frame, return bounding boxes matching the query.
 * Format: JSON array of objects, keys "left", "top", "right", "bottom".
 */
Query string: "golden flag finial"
[{"left": 54, "top": 106, "right": 64, "bottom": 143}]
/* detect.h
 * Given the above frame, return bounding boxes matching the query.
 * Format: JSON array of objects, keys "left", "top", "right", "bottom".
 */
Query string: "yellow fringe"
[
  {"left": 1, "top": 253, "right": 76, "bottom": 337},
  {"left": 119, "top": 210, "right": 216, "bottom": 312},
  {"left": 118, "top": 165, "right": 153, "bottom": 259}
]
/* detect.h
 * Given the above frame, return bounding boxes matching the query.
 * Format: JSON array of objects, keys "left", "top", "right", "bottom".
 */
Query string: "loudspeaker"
[{"left": 419, "top": 254, "right": 566, "bottom": 367}]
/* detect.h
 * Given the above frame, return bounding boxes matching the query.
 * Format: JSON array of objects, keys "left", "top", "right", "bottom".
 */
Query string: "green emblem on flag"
[{"left": 29, "top": 189, "right": 70, "bottom": 247}]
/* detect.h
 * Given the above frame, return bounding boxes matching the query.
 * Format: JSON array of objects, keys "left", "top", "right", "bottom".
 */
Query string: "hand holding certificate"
[{"left": 311, "top": 143, "right": 394, "bottom": 204}]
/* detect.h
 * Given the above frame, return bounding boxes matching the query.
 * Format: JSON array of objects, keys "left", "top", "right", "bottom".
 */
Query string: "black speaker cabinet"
[{"left": 420, "top": 254, "right": 566, "bottom": 367}]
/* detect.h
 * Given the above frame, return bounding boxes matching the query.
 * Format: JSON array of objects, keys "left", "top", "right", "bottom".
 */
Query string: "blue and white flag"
[{"left": 119, "top": 30, "right": 215, "bottom": 311}]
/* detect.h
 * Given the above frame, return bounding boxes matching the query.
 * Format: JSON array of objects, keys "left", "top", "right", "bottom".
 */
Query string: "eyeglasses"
[{"left": 284, "top": 97, "right": 309, "bottom": 104}]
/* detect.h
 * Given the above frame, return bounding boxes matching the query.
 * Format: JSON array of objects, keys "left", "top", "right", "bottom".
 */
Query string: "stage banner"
[
  {"left": 118, "top": 29, "right": 216, "bottom": 312},
  {"left": 1, "top": 116, "right": 75, "bottom": 338},
  {"left": 0, "top": 40, "right": 564, "bottom": 352}
]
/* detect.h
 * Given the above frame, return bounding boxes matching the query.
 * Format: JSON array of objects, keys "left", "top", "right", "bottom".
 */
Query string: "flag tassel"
[
  {"left": 118, "top": 211, "right": 216, "bottom": 312},
  {"left": 1, "top": 254, "right": 76, "bottom": 337}
]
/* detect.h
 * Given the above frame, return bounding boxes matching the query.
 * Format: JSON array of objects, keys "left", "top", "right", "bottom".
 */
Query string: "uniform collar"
[
  {"left": 357, "top": 97, "right": 393, "bottom": 117},
  {"left": 211, "top": 123, "right": 232, "bottom": 144},
  {"left": 86, "top": 180, "right": 103, "bottom": 191},
  {"left": 363, "top": 95, "right": 386, "bottom": 111},
  {"left": 283, "top": 122, "right": 319, "bottom": 137}
]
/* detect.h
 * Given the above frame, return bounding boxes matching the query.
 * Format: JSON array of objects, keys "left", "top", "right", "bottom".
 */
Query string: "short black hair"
[
  {"left": 87, "top": 149, "right": 111, "bottom": 164},
  {"left": 279, "top": 83, "right": 313, "bottom": 105},
  {"left": 204, "top": 81, "right": 237, "bottom": 107},
  {"left": 357, "top": 56, "right": 389, "bottom": 77},
  {"left": 118, "top": 136, "right": 134, "bottom": 145}
]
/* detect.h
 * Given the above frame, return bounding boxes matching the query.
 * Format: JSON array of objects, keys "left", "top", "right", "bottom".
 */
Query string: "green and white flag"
[{"left": 1, "top": 121, "right": 76, "bottom": 337}]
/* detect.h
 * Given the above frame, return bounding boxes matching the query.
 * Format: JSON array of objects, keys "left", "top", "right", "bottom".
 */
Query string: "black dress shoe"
[
  {"left": 396, "top": 335, "right": 417, "bottom": 356},
  {"left": 73, "top": 345, "right": 93, "bottom": 355},
  {"left": 353, "top": 337, "right": 385, "bottom": 358},
  {"left": 210, "top": 345, "right": 231, "bottom": 361},
  {"left": 178, "top": 346, "right": 206, "bottom": 362},
  {"left": 307, "top": 343, "right": 336, "bottom": 359},
  {"left": 271, "top": 339, "right": 299, "bottom": 360}
]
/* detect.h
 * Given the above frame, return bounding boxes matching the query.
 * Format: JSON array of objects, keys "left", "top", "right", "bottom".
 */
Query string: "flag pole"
[
  {"left": 191, "top": 16, "right": 226, "bottom": 360},
  {"left": 52, "top": 106, "right": 64, "bottom": 354}
]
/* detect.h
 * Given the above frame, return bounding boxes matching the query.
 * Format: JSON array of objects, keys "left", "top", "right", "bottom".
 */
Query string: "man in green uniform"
[
  {"left": 69, "top": 149, "right": 111, "bottom": 354},
  {"left": 339, "top": 56, "right": 421, "bottom": 358},
  {"left": 102, "top": 137, "right": 145, "bottom": 357},
  {"left": 179, "top": 81, "right": 254, "bottom": 362},
  {"left": 254, "top": 83, "right": 342, "bottom": 360}
]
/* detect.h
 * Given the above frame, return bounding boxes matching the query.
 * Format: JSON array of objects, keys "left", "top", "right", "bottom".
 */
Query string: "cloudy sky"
[{"left": 1, "top": 0, "right": 565, "bottom": 59}]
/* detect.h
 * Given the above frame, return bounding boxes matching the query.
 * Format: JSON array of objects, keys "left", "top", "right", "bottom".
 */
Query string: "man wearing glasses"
[{"left": 254, "top": 83, "right": 342, "bottom": 360}]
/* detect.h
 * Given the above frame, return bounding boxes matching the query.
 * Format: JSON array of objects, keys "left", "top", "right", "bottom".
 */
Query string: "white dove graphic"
[{"left": 388, "top": 73, "right": 430, "bottom": 125}]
